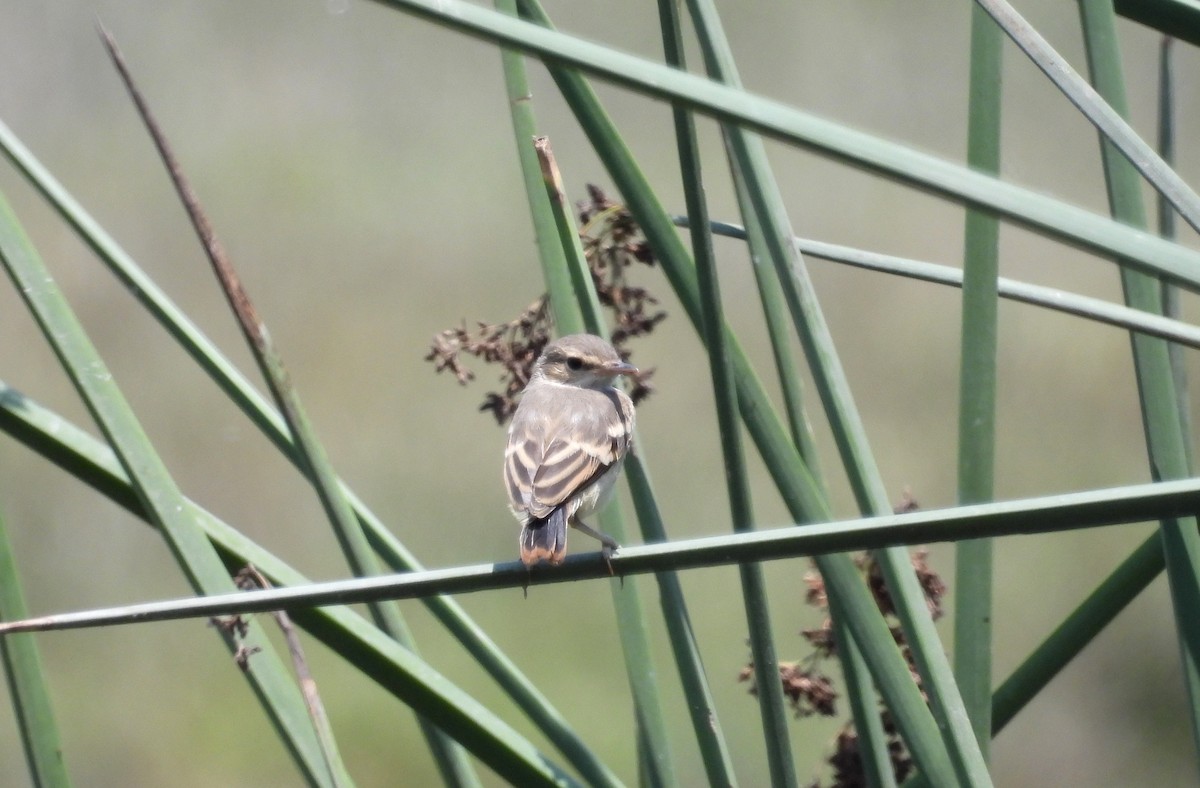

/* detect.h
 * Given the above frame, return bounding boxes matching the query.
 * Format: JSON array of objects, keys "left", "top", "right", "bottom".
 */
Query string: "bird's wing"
[{"left": 504, "top": 388, "right": 628, "bottom": 523}]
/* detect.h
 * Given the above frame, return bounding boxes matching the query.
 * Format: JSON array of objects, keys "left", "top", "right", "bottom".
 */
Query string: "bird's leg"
[
  {"left": 574, "top": 519, "right": 619, "bottom": 575},
  {"left": 573, "top": 519, "right": 619, "bottom": 551}
]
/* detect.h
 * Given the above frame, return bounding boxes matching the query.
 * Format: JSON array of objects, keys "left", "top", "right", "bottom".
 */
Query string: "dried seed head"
[{"left": 426, "top": 185, "right": 664, "bottom": 422}]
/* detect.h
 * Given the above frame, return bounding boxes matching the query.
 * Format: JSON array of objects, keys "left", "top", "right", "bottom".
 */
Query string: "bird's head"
[{"left": 533, "top": 333, "right": 637, "bottom": 390}]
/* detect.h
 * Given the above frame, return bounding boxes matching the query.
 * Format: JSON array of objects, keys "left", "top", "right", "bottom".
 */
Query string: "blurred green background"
[{"left": 1, "top": 1, "right": 1198, "bottom": 785}]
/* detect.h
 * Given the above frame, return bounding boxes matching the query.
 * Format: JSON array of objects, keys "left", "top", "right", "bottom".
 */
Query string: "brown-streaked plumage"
[{"left": 504, "top": 334, "right": 637, "bottom": 566}]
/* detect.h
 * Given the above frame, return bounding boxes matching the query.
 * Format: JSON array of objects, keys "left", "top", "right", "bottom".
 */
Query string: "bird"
[{"left": 503, "top": 333, "right": 637, "bottom": 566}]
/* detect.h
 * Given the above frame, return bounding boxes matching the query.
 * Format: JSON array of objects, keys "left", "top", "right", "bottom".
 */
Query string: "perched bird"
[{"left": 504, "top": 334, "right": 637, "bottom": 566}]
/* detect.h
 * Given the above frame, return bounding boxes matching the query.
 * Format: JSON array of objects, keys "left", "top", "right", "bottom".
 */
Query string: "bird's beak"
[{"left": 600, "top": 360, "right": 638, "bottom": 377}]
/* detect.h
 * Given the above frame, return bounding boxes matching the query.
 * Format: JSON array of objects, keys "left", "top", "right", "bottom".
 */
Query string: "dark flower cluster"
[
  {"left": 577, "top": 184, "right": 665, "bottom": 349},
  {"left": 821, "top": 720, "right": 914, "bottom": 788},
  {"left": 738, "top": 660, "right": 838, "bottom": 718},
  {"left": 426, "top": 298, "right": 552, "bottom": 424},
  {"left": 426, "top": 185, "right": 662, "bottom": 423},
  {"left": 743, "top": 493, "right": 943, "bottom": 787}
]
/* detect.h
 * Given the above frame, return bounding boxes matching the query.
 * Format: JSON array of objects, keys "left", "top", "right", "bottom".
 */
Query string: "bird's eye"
[{"left": 566, "top": 356, "right": 584, "bottom": 371}]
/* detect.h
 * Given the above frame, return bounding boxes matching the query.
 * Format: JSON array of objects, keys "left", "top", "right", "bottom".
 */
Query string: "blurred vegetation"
[{"left": 1, "top": 1, "right": 1199, "bottom": 785}]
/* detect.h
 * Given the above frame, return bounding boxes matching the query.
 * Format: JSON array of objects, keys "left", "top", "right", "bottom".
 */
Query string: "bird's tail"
[{"left": 520, "top": 508, "right": 568, "bottom": 566}]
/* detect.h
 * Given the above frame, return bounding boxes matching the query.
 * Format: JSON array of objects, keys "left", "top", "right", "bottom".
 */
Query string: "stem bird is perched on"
[{"left": 504, "top": 334, "right": 637, "bottom": 566}]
